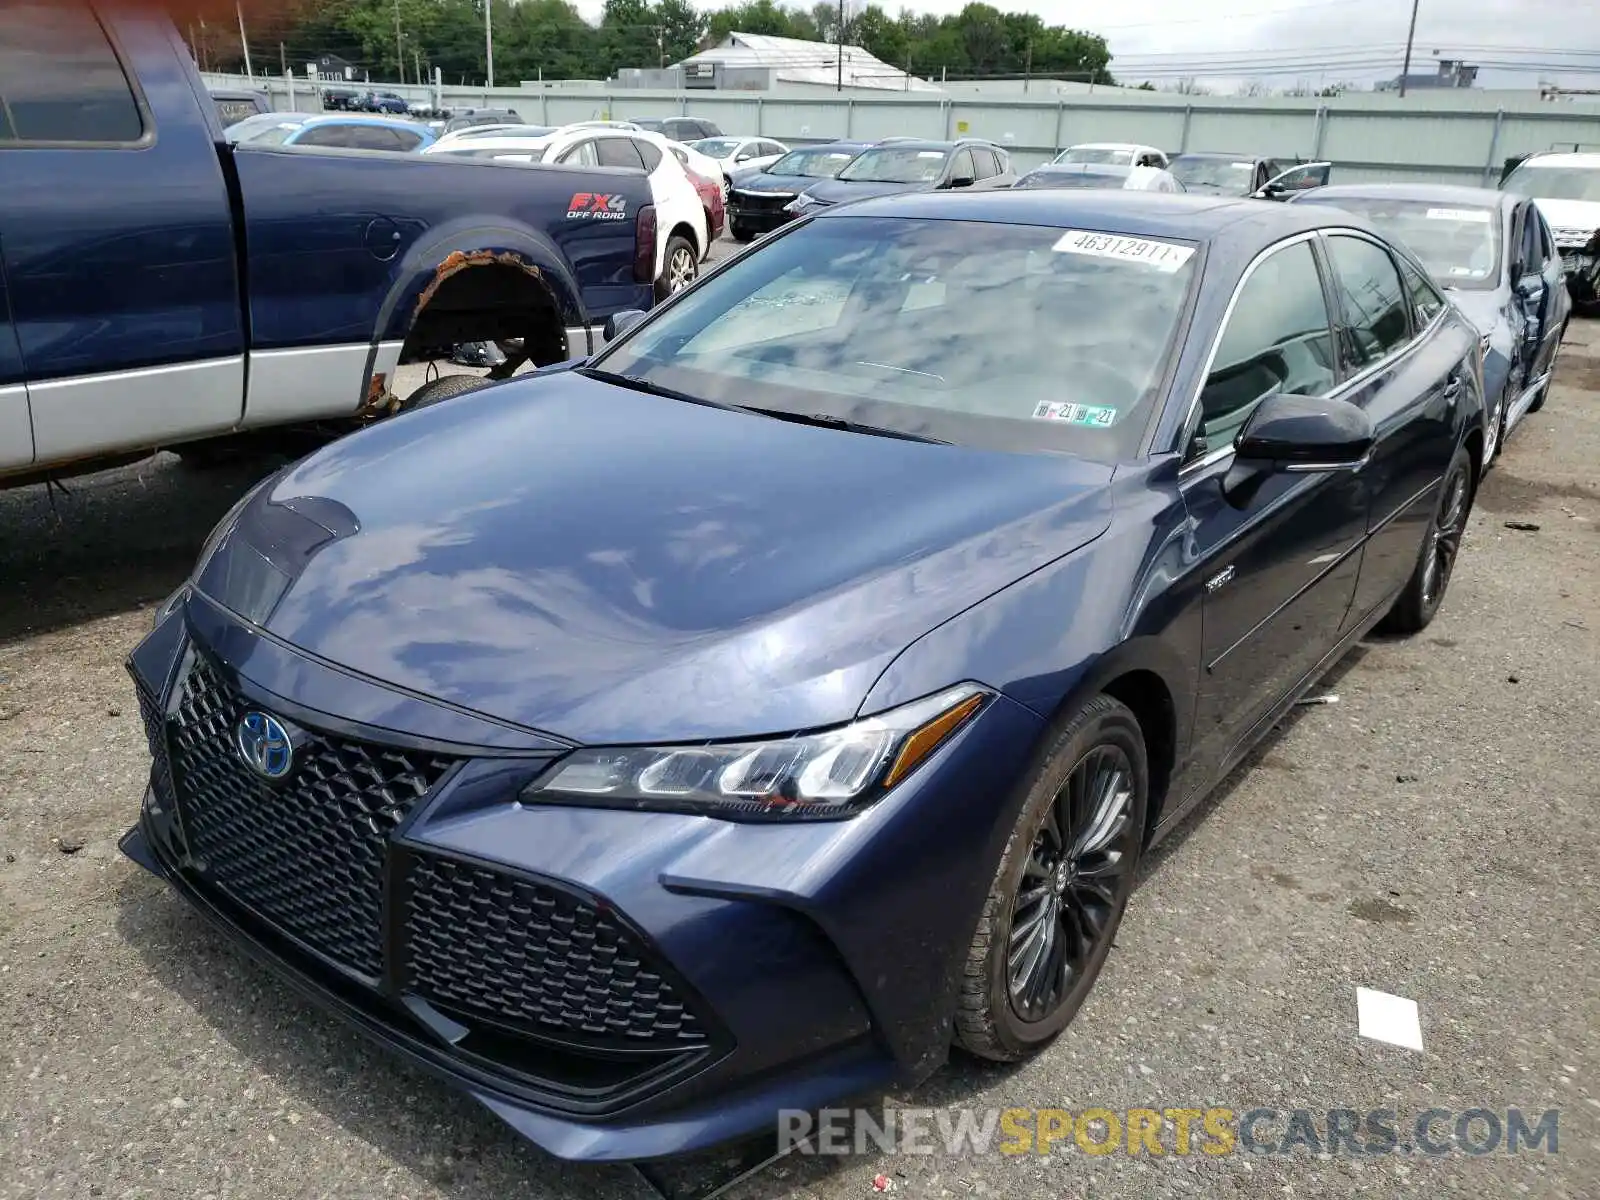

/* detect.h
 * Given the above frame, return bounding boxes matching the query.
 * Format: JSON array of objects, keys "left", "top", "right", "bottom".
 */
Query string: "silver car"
[{"left": 1293, "top": 183, "right": 1571, "bottom": 465}]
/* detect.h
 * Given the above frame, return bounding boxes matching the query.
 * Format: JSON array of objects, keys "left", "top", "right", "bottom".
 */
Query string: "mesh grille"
[
  {"left": 168, "top": 654, "right": 456, "bottom": 978},
  {"left": 730, "top": 190, "right": 794, "bottom": 214},
  {"left": 401, "top": 853, "right": 707, "bottom": 1048}
]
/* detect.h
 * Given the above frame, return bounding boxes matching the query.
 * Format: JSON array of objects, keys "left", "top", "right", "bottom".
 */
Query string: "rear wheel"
[
  {"left": 1376, "top": 445, "right": 1473, "bottom": 636},
  {"left": 1527, "top": 318, "right": 1568, "bottom": 414},
  {"left": 656, "top": 235, "right": 698, "bottom": 301},
  {"left": 955, "top": 694, "right": 1147, "bottom": 1062}
]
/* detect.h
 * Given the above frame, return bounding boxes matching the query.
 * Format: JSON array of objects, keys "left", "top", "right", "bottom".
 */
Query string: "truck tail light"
[{"left": 635, "top": 205, "right": 657, "bottom": 284}]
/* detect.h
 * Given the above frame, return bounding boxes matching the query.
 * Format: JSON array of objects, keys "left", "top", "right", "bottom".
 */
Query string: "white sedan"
[
  {"left": 424, "top": 125, "right": 710, "bottom": 297},
  {"left": 690, "top": 136, "right": 790, "bottom": 184}
]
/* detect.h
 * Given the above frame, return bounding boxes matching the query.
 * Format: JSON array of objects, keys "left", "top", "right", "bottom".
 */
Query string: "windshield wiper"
[
  {"left": 743, "top": 407, "right": 950, "bottom": 445},
  {"left": 576, "top": 367, "right": 748, "bottom": 414}
]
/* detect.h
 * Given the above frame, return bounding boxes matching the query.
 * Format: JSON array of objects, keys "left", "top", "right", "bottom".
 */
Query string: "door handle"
[{"left": 1442, "top": 377, "right": 1463, "bottom": 405}]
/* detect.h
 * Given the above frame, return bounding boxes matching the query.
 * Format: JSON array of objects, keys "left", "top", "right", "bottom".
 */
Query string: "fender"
[{"left": 361, "top": 220, "right": 590, "bottom": 394}]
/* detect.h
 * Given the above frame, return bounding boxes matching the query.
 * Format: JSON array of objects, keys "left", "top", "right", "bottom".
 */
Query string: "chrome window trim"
[{"left": 1176, "top": 225, "right": 1447, "bottom": 477}]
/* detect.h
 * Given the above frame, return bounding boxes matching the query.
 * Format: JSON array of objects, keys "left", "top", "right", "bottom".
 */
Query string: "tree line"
[{"left": 202, "top": 0, "right": 1112, "bottom": 88}]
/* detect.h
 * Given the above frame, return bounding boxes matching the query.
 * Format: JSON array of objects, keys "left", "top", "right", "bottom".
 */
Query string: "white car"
[
  {"left": 425, "top": 125, "right": 710, "bottom": 297},
  {"left": 1501, "top": 150, "right": 1600, "bottom": 310},
  {"left": 1052, "top": 142, "right": 1170, "bottom": 169},
  {"left": 690, "top": 136, "right": 790, "bottom": 183}
]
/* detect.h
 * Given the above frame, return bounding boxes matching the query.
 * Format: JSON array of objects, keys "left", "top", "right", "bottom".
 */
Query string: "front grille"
[
  {"left": 167, "top": 653, "right": 456, "bottom": 978},
  {"left": 400, "top": 852, "right": 707, "bottom": 1049},
  {"left": 730, "top": 189, "right": 795, "bottom": 214}
]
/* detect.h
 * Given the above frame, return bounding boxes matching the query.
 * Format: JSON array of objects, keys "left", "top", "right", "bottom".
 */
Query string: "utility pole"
[
  {"left": 1023, "top": 38, "right": 1032, "bottom": 94},
  {"left": 414, "top": 48, "right": 422, "bottom": 87},
  {"left": 485, "top": 0, "right": 495, "bottom": 88},
  {"left": 1399, "top": 0, "right": 1421, "bottom": 97},
  {"left": 279, "top": 42, "right": 287, "bottom": 77},
  {"left": 394, "top": 0, "right": 404, "bottom": 84},
  {"left": 236, "top": 2, "right": 253, "bottom": 78},
  {"left": 835, "top": 0, "right": 844, "bottom": 91}
]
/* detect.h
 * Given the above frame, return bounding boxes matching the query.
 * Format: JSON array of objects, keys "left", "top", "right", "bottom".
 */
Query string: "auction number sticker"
[
  {"left": 1034, "top": 400, "right": 1118, "bottom": 427},
  {"left": 1052, "top": 229, "right": 1195, "bottom": 272},
  {"left": 1426, "top": 207, "right": 1492, "bottom": 223}
]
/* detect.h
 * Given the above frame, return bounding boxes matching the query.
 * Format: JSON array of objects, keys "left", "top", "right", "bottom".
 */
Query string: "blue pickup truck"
[{"left": 0, "top": 0, "right": 657, "bottom": 488}]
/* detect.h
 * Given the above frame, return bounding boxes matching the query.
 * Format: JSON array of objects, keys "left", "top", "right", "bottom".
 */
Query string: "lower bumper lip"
[{"left": 121, "top": 814, "right": 896, "bottom": 1162}]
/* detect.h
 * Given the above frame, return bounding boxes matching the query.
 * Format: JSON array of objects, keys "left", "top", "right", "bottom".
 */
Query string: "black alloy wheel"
[
  {"left": 1377, "top": 444, "right": 1474, "bottom": 635},
  {"left": 956, "top": 694, "right": 1148, "bottom": 1061},
  {"left": 1008, "top": 744, "right": 1139, "bottom": 1023}
]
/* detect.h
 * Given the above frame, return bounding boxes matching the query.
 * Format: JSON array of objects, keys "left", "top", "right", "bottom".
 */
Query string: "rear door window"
[
  {"left": 1398, "top": 257, "right": 1446, "bottom": 328},
  {"left": 949, "top": 149, "right": 976, "bottom": 183},
  {"left": 1325, "top": 234, "right": 1412, "bottom": 370},
  {"left": 0, "top": 0, "right": 143, "bottom": 144},
  {"left": 972, "top": 147, "right": 1001, "bottom": 178},
  {"left": 560, "top": 140, "right": 599, "bottom": 167},
  {"left": 597, "top": 137, "right": 646, "bottom": 169}
]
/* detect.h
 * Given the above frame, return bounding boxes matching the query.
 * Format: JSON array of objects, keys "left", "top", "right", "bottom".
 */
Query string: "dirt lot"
[{"left": 1, "top": 320, "right": 1597, "bottom": 1199}]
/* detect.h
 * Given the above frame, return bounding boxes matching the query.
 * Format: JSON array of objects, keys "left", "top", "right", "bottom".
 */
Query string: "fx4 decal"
[{"left": 567, "top": 193, "right": 630, "bottom": 221}]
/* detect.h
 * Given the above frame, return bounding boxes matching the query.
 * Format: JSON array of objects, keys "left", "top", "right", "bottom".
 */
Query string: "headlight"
[
  {"left": 522, "top": 684, "right": 989, "bottom": 820},
  {"left": 784, "top": 195, "right": 819, "bottom": 215}
]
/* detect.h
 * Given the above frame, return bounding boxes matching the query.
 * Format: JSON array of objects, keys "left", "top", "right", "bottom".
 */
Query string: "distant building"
[
  {"left": 1377, "top": 58, "right": 1479, "bottom": 92},
  {"left": 307, "top": 53, "right": 358, "bottom": 83},
  {"left": 614, "top": 32, "right": 941, "bottom": 92}
]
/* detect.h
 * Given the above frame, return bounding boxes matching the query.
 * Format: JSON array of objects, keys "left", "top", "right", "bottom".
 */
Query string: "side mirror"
[
  {"left": 602, "top": 309, "right": 647, "bottom": 343},
  {"left": 947, "top": 174, "right": 975, "bottom": 189},
  {"left": 1221, "top": 393, "right": 1372, "bottom": 507},
  {"left": 1234, "top": 393, "right": 1373, "bottom": 472},
  {"left": 1514, "top": 273, "right": 1544, "bottom": 300}
]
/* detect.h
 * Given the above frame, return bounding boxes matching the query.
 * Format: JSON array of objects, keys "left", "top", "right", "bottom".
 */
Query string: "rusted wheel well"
[{"left": 401, "top": 253, "right": 568, "bottom": 369}]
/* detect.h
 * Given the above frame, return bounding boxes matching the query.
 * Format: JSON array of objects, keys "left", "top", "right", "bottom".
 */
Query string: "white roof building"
[{"left": 675, "top": 33, "right": 942, "bottom": 93}]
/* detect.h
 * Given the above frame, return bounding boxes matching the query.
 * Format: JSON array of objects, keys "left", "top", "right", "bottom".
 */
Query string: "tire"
[
  {"left": 1375, "top": 444, "right": 1473, "bottom": 636},
  {"left": 729, "top": 222, "right": 755, "bottom": 244},
  {"left": 955, "top": 694, "right": 1148, "bottom": 1063},
  {"left": 1488, "top": 381, "right": 1508, "bottom": 464},
  {"left": 656, "top": 234, "right": 698, "bottom": 301},
  {"left": 405, "top": 373, "right": 487, "bottom": 411}
]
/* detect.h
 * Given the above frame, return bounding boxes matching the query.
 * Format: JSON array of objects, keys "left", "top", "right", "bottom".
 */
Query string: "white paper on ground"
[{"left": 1356, "top": 987, "right": 1424, "bottom": 1051}]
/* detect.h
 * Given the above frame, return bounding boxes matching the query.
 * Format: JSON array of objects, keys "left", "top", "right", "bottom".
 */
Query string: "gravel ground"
[{"left": 1, "top": 304, "right": 1596, "bottom": 1200}]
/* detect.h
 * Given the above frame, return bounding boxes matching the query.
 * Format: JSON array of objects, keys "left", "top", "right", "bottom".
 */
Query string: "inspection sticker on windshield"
[
  {"left": 1052, "top": 230, "right": 1195, "bottom": 272},
  {"left": 1426, "top": 207, "right": 1491, "bottom": 222},
  {"left": 1034, "top": 401, "right": 1118, "bottom": 427}
]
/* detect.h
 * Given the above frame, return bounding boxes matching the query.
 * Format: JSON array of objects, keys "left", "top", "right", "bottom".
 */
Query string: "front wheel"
[
  {"left": 729, "top": 222, "right": 755, "bottom": 244},
  {"left": 656, "top": 235, "right": 698, "bottom": 301},
  {"left": 1376, "top": 445, "right": 1473, "bottom": 636},
  {"left": 955, "top": 694, "right": 1148, "bottom": 1062}
]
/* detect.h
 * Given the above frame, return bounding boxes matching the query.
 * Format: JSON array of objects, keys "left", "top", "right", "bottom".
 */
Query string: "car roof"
[
  {"left": 1172, "top": 151, "right": 1259, "bottom": 161},
  {"left": 819, "top": 190, "right": 1340, "bottom": 242},
  {"left": 1029, "top": 163, "right": 1133, "bottom": 176},
  {"left": 1066, "top": 142, "right": 1159, "bottom": 151},
  {"left": 1518, "top": 151, "right": 1600, "bottom": 169},
  {"left": 301, "top": 113, "right": 431, "bottom": 131},
  {"left": 1298, "top": 182, "right": 1509, "bottom": 209}
]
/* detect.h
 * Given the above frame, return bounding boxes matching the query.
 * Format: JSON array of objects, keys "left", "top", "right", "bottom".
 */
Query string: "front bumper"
[
  {"left": 122, "top": 604, "right": 1045, "bottom": 1161},
  {"left": 727, "top": 191, "right": 801, "bottom": 234}
]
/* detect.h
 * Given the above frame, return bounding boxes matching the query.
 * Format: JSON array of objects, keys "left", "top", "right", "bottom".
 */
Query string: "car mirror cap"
[
  {"left": 602, "top": 309, "right": 647, "bottom": 344},
  {"left": 1234, "top": 392, "right": 1375, "bottom": 472}
]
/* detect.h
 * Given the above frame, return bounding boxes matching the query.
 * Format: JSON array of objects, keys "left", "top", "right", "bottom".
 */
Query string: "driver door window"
[{"left": 1194, "top": 239, "right": 1337, "bottom": 456}]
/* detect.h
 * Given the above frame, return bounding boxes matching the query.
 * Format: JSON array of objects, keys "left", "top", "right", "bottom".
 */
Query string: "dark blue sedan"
[
  {"left": 1291, "top": 183, "right": 1570, "bottom": 466},
  {"left": 123, "top": 191, "right": 1486, "bottom": 1163}
]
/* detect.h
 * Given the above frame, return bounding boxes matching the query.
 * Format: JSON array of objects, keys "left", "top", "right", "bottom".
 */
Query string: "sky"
[{"left": 589, "top": 0, "right": 1600, "bottom": 92}]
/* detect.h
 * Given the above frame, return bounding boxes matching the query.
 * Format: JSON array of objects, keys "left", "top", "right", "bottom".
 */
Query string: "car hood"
[
  {"left": 729, "top": 170, "right": 813, "bottom": 194},
  {"left": 197, "top": 373, "right": 1114, "bottom": 745},
  {"left": 1530, "top": 197, "right": 1600, "bottom": 238},
  {"left": 802, "top": 178, "right": 932, "bottom": 206}
]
